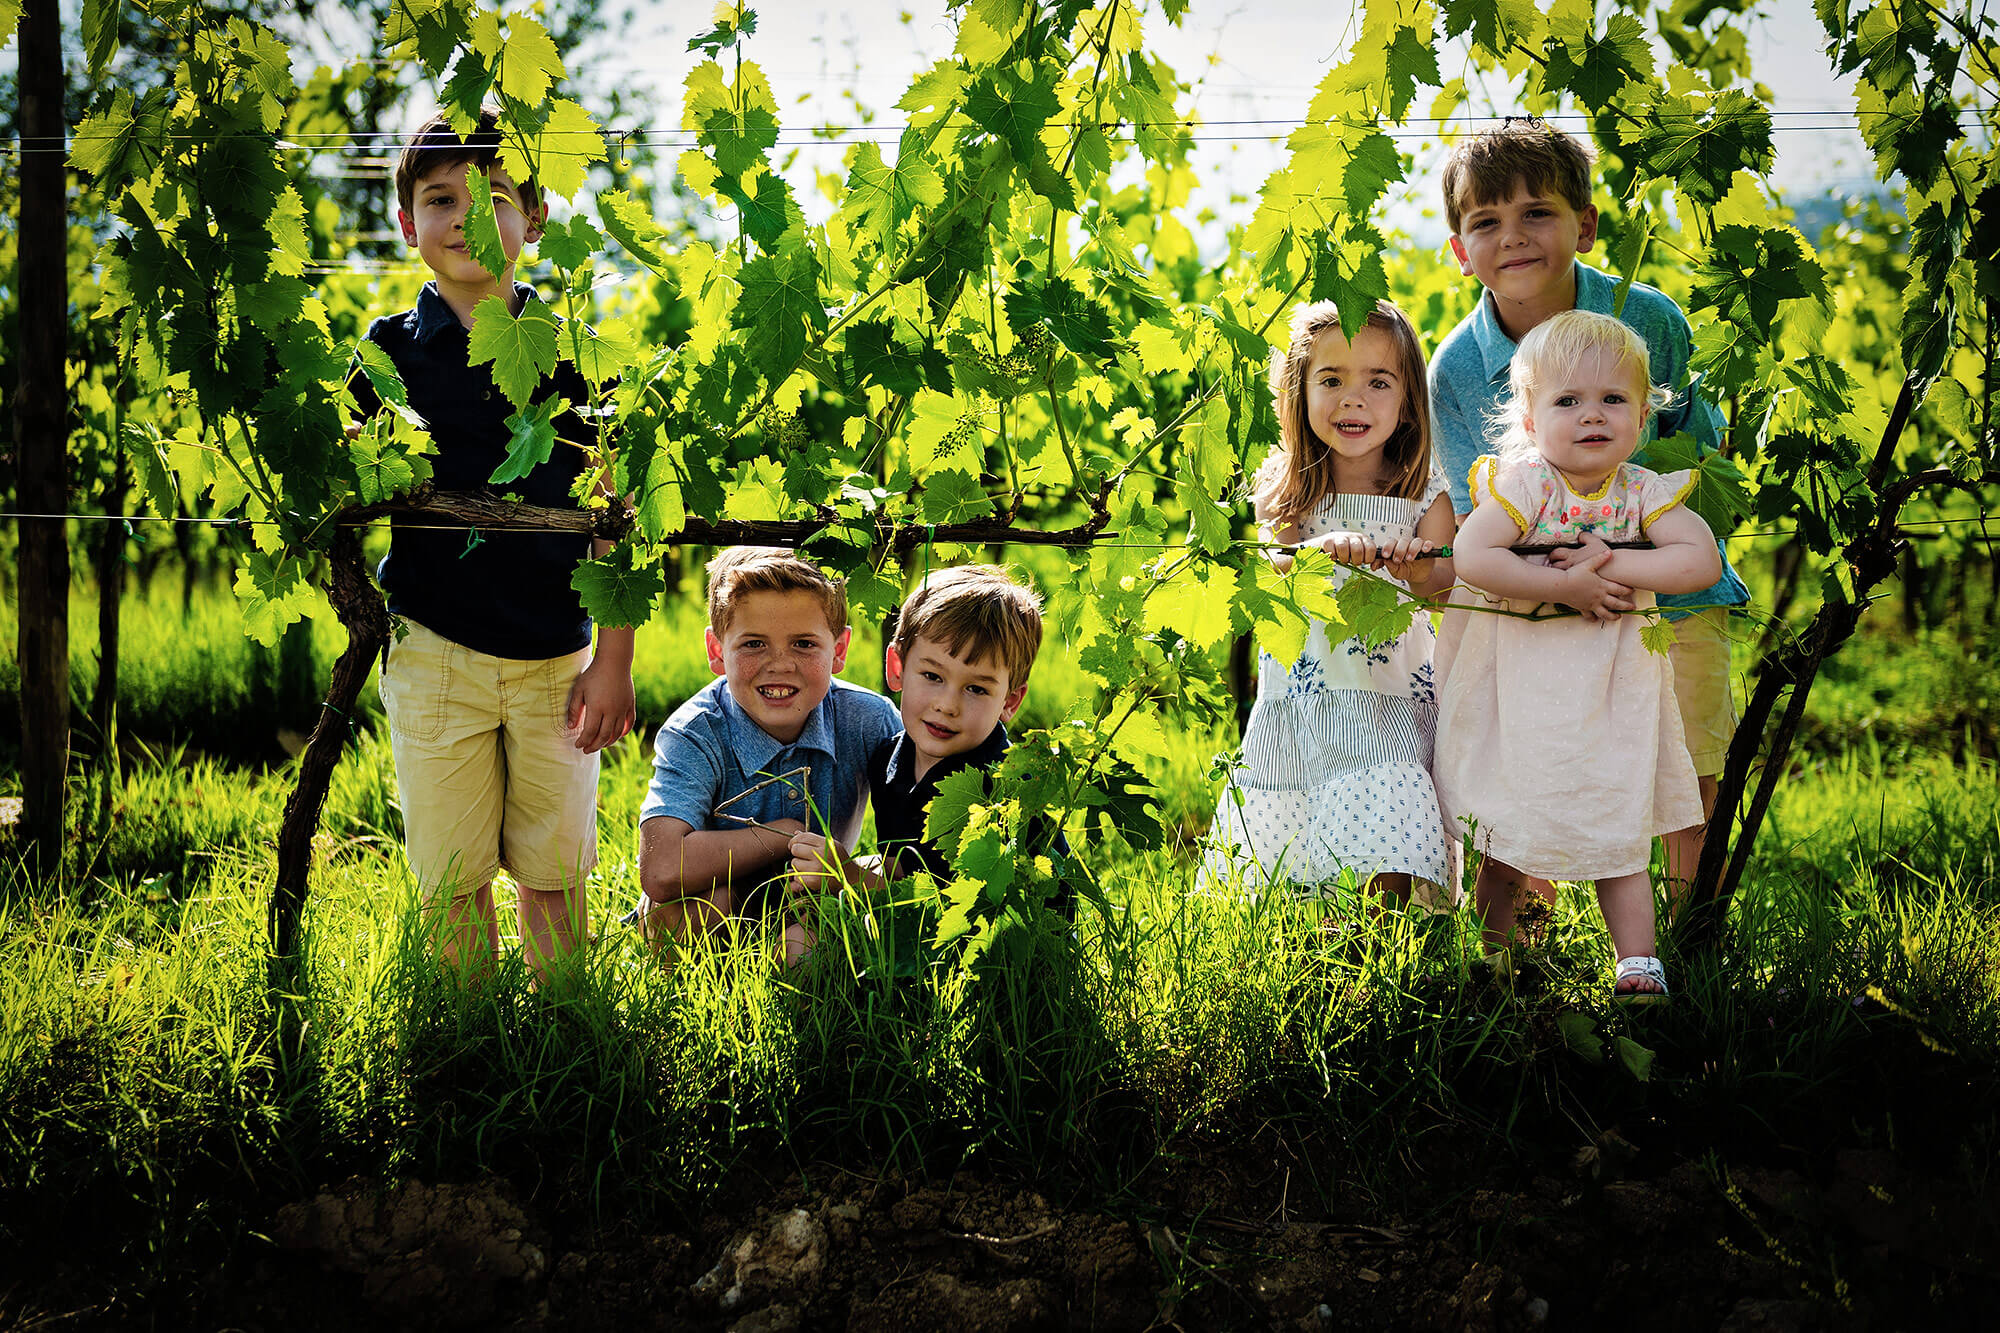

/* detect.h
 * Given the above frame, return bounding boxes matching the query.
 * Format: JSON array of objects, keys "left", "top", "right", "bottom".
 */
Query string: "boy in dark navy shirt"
[
  {"left": 350, "top": 107, "right": 634, "bottom": 982},
  {"left": 787, "top": 566, "right": 1066, "bottom": 909}
]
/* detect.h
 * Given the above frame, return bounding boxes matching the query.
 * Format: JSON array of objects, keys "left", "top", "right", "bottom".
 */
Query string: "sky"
[
  {"left": 5, "top": 0, "right": 1876, "bottom": 250},
  {"left": 572, "top": 0, "right": 1873, "bottom": 249}
]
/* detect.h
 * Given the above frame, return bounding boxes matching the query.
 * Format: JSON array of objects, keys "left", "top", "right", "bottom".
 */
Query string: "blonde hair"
[
  {"left": 891, "top": 564, "right": 1043, "bottom": 688},
  {"left": 1441, "top": 118, "right": 1595, "bottom": 235},
  {"left": 705, "top": 547, "right": 848, "bottom": 635},
  {"left": 1492, "top": 310, "right": 1676, "bottom": 461},
  {"left": 1254, "top": 298, "right": 1434, "bottom": 526}
]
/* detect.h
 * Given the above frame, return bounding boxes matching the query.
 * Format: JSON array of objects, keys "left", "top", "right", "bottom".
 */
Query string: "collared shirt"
[
  {"left": 350, "top": 282, "right": 598, "bottom": 660},
  {"left": 1428, "top": 261, "right": 1748, "bottom": 615},
  {"left": 869, "top": 724, "right": 1074, "bottom": 913},
  {"left": 641, "top": 677, "right": 901, "bottom": 850}
]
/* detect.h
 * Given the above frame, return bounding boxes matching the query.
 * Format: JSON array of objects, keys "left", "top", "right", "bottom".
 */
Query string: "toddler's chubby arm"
[
  {"left": 1550, "top": 506, "right": 1720, "bottom": 596},
  {"left": 639, "top": 814, "right": 808, "bottom": 903},
  {"left": 786, "top": 831, "right": 889, "bottom": 896},
  {"left": 1453, "top": 501, "right": 1635, "bottom": 624}
]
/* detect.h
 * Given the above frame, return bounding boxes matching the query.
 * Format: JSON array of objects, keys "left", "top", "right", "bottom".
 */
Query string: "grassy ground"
[{"left": 2, "top": 573, "right": 1997, "bottom": 1323}]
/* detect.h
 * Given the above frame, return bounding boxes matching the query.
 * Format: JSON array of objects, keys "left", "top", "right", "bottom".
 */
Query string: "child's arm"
[
  {"left": 786, "top": 831, "right": 889, "bottom": 895},
  {"left": 567, "top": 610, "right": 635, "bottom": 752},
  {"left": 1373, "top": 493, "right": 1458, "bottom": 597},
  {"left": 639, "top": 814, "right": 810, "bottom": 903},
  {"left": 1551, "top": 506, "right": 1720, "bottom": 596},
  {"left": 1453, "top": 501, "right": 1635, "bottom": 624}
]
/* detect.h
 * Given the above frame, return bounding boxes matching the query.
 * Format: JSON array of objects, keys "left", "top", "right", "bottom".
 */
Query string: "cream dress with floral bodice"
[
  {"left": 1432, "top": 455, "right": 1705, "bottom": 880},
  {"left": 1206, "top": 467, "right": 1453, "bottom": 900}
]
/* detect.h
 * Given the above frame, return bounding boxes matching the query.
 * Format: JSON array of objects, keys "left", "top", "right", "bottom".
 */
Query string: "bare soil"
[{"left": 7, "top": 1133, "right": 1996, "bottom": 1331}]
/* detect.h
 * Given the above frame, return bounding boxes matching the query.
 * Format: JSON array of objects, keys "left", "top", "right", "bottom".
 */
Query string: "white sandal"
[{"left": 1613, "top": 954, "right": 1670, "bottom": 1005}]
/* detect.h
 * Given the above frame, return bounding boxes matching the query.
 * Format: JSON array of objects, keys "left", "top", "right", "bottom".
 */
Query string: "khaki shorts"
[
  {"left": 379, "top": 621, "right": 599, "bottom": 900},
  {"left": 1667, "top": 607, "right": 1737, "bottom": 778}
]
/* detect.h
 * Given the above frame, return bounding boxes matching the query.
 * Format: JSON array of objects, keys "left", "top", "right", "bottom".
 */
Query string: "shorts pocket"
[
  {"left": 547, "top": 650, "right": 588, "bottom": 741},
  {"left": 380, "top": 633, "right": 451, "bottom": 743}
]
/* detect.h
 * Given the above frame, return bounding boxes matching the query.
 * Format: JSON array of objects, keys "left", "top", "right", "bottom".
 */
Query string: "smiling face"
[
  {"left": 399, "top": 157, "right": 541, "bottom": 296},
  {"left": 1448, "top": 181, "right": 1598, "bottom": 321},
  {"left": 1303, "top": 324, "right": 1407, "bottom": 482},
  {"left": 1523, "top": 346, "right": 1649, "bottom": 494},
  {"left": 706, "top": 589, "right": 852, "bottom": 744},
  {"left": 884, "top": 634, "right": 1025, "bottom": 782}
]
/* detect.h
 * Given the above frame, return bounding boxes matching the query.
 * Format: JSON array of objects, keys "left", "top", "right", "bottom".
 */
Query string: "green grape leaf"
[
  {"left": 233, "top": 550, "right": 316, "bottom": 647},
  {"left": 597, "top": 189, "right": 673, "bottom": 277},
  {"left": 845, "top": 140, "right": 946, "bottom": 237},
  {"left": 1615, "top": 1036, "right": 1655, "bottom": 1082},
  {"left": 1556, "top": 1011, "right": 1605, "bottom": 1063},
  {"left": 717, "top": 168, "right": 802, "bottom": 251},
  {"left": 0, "top": 0, "right": 18, "bottom": 46},
  {"left": 1856, "top": 76, "right": 1958, "bottom": 194},
  {"left": 920, "top": 469, "right": 993, "bottom": 523},
  {"left": 122, "top": 421, "right": 179, "bottom": 520},
  {"left": 685, "top": 59, "right": 781, "bottom": 178},
  {"left": 491, "top": 397, "right": 565, "bottom": 485},
  {"left": 1640, "top": 431, "right": 1754, "bottom": 533},
  {"left": 732, "top": 248, "right": 825, "bottom": 380},
  {"left": 1381, "top": 25, "right": 1441, "bottom": 122},
  {"left": 441, "top": 48, "right": 496, "bottom": 131},
  {"left": 538, "top": 213, "right": 603, "bottom": 271},
  {"left": 1145, "top": 562, "right": 1236, "bottom": 650},
  {"left": 1542, "top": 0, "right": 1652, "bottom": 107},
  {"left": 848, "top": 319, "right": 929, "bottom": 395},
  {"left": 573, "top": 545, "right": 667, "bottom": 628},
  {"left": 1690, "top": 224, "right": 1829, "bottom": 329},
  {"left": 466, "top": 294, "right": 560, "bottom": 410},
  {"left": 353, "top": 339, "right": 422, "bottom": 423},
  {"left": 71, "top": 88, "right": 168, "bottom": 186},
  {"left": 564, "top": 317, "right": 640, "bottom": 384},
  {"left": 349, "top": 427, "right": 418, "bottom": 504},
  {"left": 965, "top": 67, "right": 1060, "bottom": 163},
  {"left": 1005, "top": 275, "right": 1118, "bottom": 363},
  {"left": 1440, "top": 0, "right": 1542, "bottom": 51},
  {"left": 1334, "top": 573, "right": 1416, "bottom": 651},
  {"left": 1309, "top": 223, "right": 1391, "bottom": 338},
  {"left": 461, "top": 167, "right": 510, "bottom": 283},
  {"left": 237, "top": 275, "right": 310, "bottom": 331},
  {"left": 496, "top": 12, "right": 564, "bottom": 106},
  {"left": 687, "top": 8, "right": 756, "bottom": 55},
  {"left": 925, "top": 766, "right": 986, "bottom": 867},
  {"left": 1621, "top": 87, "right": 1774, "bottom": 208},
  {"left": 1638, "top": 619, "right": 1679, "bottom": 658},
  {"left": 82, "top": 0, "right": 118, "bottom": 79},
  {"left": 506, "top": 98, "right": 604, "bottom": 202}
]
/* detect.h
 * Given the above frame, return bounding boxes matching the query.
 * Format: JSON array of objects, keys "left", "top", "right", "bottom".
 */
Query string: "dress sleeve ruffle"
[
  {"left": 1467, "top": 454, "right": 1538, "bottom": 536},
  {"left": 1639, "top": 468, "right": 1698, "bottom": 531}
]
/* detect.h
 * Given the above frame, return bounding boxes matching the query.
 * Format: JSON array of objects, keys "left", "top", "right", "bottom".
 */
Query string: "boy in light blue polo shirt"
[
  {"left": 1428, "top": 119, "right": 1748, "bottom": 917},
  {"left": 634, "top": 547, "right": 899, "bottom": 960}
]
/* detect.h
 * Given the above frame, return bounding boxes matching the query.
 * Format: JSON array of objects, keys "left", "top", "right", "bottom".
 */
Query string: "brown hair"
[
  {"left": 1254, "top": 299, "right": 1434, "bottom": 526},
  {"left": 891, "top": 564, "right": 1043, "bottom": 689},
  {"left": 1441, "top": 118, "right": 1596, "bottom": 235},
  {"left": 705, "top": 547, "right": 848, "bottom": 635},
  {"left": 394, "top": 105, "right": 541, "bottom": 218}
]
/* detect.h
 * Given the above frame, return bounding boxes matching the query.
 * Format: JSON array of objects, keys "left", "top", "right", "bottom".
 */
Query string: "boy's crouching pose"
[
  {"left": 788, "top": 565, "right": 1068, "bottom": 915},
  {"left": 636, "top": 548, "right": 899, "bottom": 958}
]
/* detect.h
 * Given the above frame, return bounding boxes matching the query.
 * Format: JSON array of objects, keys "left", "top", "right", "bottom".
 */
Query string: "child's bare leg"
[
  {"left": 781, "top": 920, "right": 815, "bottom": 966},
  {"left": 1368, "top": 873, "right": 1412, "bottom": 907},
  {"left": 1595, "top": 870, "right": 1662, "bottom": 995},
  {"left": 1473, "top": 859, "right": 1552, "bottom": 950},
  {"left": 517, "top": 884, "right": 583, "bottom": 981},
  {"left": 1661, "top": 774, "right": 1720, "bottom": 922},
  {"left": 433, "top": 878, "right": 500, "bottom": 980}
]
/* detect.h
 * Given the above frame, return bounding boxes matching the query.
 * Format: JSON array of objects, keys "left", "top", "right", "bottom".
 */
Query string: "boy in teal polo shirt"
[{"left": 1428, "top": 118, "right": 1748, "bottom": 920}]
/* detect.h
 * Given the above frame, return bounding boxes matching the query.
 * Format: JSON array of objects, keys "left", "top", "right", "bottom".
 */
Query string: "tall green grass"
[{"left": 3, "top": 733, "right": 1996, "bottom": 1262}]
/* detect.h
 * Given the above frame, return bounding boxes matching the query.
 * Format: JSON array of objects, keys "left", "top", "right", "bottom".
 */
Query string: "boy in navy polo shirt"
[
  {"left": 787, "top": 565, "right": 1065, "bottom": 913},
  {"left": 636, "top": 548, "right": 899, "bottom": 963},
  {"left": 352, "top": 107, "right": 634, "bottom": 982}
]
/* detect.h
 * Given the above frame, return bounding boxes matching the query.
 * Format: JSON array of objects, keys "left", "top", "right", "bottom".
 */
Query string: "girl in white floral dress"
[{"left": 1206, "top": 299, "right": 1457, "bottom": 906}]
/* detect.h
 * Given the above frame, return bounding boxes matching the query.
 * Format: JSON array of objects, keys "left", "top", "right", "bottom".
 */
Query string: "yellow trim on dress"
[
  {"left": 1476, "top": 455, "right": 1531, "bottom": 534},
  {"left": 1556, "top": 464, "right": 1619, "bottom": 502},
  {"left": 1642, "top": 470, "right": 1699, "bottom": 529}
]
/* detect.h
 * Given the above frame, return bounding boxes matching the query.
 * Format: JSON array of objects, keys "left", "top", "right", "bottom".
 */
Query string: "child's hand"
[
  {"left": 565, "top": 658, "right": 637, "bottom": 753},
  {"left": 1316, "top": 531, "right": 1376, "bottom": 566},
  {"left": 787, "top": 830, "right": 858, "bottom": 895},
  {"left": 1372, "top": 536, "right": 1438, "bottom": 581},
  {"left": 1550, "top": 538, "right": 1634, "bottom": 623}
]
